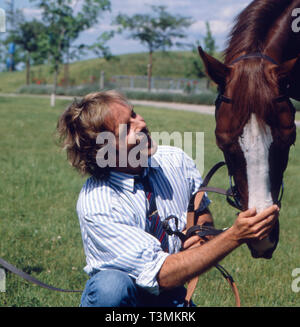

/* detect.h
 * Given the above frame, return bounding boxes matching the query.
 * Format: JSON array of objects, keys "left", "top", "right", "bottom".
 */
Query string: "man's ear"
[{"left": 198, "top": 46, "right": 230, "bottom": 86}]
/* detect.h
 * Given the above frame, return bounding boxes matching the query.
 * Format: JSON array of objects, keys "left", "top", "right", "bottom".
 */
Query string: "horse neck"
[
  {"left": 264, "top": 0, "right": 300, "bottom": 63},
  {"left": 225, "top": 0, "right": 300, "bottom": 64}
]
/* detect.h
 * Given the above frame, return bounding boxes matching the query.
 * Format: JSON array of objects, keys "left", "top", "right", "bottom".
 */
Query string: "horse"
[{"left": 198, "top": 0, "right": 299, "bottom": 259}]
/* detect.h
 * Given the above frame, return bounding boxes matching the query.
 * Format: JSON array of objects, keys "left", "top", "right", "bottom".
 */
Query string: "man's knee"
[{"left": 81, "top": 269, "right": 138, "bottom": 307}]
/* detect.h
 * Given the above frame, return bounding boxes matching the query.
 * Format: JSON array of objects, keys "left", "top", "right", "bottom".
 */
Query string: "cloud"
[
  {"left": 191, "top": 19, "right": 232, "bottom": 36},
  {"left": 219, "top": 3, "right": 250, "bottom": 19},
  {"left": 85, "top": 24, "right": 119, "bottom": 35},
  {"left": 21, "top": 8, "right": 42, "bottom": 20}
]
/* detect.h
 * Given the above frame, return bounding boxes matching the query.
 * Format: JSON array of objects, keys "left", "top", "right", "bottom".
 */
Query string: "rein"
[
  {"left": 0, "top": 257, "right": 82, "bottom": 293},
  {"left": 163, "top": 161, "right": 242, "bottom": 307}
]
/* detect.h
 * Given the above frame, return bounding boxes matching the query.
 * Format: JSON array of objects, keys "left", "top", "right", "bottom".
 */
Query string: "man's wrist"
[{"left": 225, "top": 226, "right": 243, "bottom": 247}]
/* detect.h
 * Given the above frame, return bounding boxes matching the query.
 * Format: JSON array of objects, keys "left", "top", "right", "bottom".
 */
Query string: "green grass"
[{"left": 0, "top": 95, "right": 299, "bottom": 307}]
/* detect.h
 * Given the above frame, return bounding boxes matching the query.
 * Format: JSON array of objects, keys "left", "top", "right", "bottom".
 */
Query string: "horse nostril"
[{"left": 216, "top": 132, "right": 233, "bottom": 147}]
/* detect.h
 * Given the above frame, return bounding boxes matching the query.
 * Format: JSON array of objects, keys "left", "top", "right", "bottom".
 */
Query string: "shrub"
[{"left": 16, "top": 84, "right": 300, "bottom": 110}]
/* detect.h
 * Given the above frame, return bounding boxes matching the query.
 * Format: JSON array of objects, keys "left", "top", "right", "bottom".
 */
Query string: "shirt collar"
[{"left": 108, "top": 156, "right": 160, "bottom": 192}]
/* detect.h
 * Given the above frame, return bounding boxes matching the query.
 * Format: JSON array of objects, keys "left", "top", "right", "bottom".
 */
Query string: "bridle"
[
  {"left": 214, "top": 52, "right": 291, "bottom": 210},
  {"left": 162, "top": 52, "right": 290, "bottom": 307}
]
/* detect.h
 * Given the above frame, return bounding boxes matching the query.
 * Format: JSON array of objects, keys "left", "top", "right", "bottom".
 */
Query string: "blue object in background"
[
  {"left": 8, "top": 42, "right": 15, "bottom": 54},
  {"left": 6, "top": 57, "right": 14, "bottom": 71}
]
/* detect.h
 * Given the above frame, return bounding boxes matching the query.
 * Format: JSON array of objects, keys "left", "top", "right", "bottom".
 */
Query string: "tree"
[
  {"left": 3, "top": 0, "right": 25, "bottom": 71},
  {"left": 184, "top": 40, "right": 205, "bottom": 79},
  {"left": 88, "top": 30, "right": 116, "bottom": 89},
  {"left": 203, "top": 21, "right": 217, "bottom": 89},
  {"left": 115, "top": 5, "right": 192, "bottom": 91},
  {"left": 31, "top": 0, "right": 112, "bottom": 105},
  {"left": 203, "top": 21, "right": 217, "bottom": 56},
  {"left": 8, "top": 20, "right": 47, "bottom": 84}
]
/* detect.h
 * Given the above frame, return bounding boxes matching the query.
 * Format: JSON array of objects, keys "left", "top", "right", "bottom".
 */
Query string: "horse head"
[{"left": 198, "top": 47, "right": 298, "bottom": 259}]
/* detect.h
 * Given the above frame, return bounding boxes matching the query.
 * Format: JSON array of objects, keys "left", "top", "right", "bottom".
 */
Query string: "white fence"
[{"left": 109, "top": 75, "right": 209, "bottom": 94}]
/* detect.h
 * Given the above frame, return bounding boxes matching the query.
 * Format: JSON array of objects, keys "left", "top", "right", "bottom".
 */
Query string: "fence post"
[
  {"left": 130, "top": 76, "right": 134, "bottom": 89},
  {"left": 0, "top": 268, "right": 5, "bottom": 292},
  {"left": 99, "top": 71, "right": 105, "bottom": 90},
  {"left": 50, "top": 93, "right": 55, "bottom": 107}
]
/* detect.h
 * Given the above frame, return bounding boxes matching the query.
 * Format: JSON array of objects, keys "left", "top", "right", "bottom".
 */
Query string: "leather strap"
[
  {"left": 183, "top": 162, "right": 241, "bottom": 307},
  {"left": 0, "top": 257, "right": 82, "bottom": 293},
  {"left": 230, "top": 53, "right": 279, "bottom": 65}
]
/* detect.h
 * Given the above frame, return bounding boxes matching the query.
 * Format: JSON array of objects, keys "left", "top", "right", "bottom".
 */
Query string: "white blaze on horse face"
[
  {"left": 238, "top": 113, "right": 273, "bottom": 213},
  {"left": 238, "top": 113, "right": 275, "bottom": 255}
]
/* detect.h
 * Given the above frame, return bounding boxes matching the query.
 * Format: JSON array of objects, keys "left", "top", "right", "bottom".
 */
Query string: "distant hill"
[{"left": 0, "top": 51, "right": 209, "bottom": 93}]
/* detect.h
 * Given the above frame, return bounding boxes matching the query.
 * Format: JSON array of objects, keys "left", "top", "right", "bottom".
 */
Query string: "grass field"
[{"left": 0, "top": 95, "right": 299, "bottom": 307}]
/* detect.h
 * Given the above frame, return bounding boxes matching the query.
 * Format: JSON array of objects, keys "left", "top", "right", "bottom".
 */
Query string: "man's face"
[{"left": 105, "top": 102, "right": 157, "bottom": 172}]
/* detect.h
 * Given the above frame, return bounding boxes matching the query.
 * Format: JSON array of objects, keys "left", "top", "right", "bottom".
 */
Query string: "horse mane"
[
  {"left": 224, "top": 0, "right": 294, "bottom": 64},
  {"left": 222, "top": 0, "right": 297, "bottom": 129}
]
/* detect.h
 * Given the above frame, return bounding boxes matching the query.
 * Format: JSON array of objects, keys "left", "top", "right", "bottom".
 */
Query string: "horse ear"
[
  {"left": 275, "top": 56, "right": 300, "bottom": 79},
  {"left": 275, "top": 56, "right": 300, "bottom": 101},
  {"left": 198, "top": 46, "right": 230, "bottom": 86}
]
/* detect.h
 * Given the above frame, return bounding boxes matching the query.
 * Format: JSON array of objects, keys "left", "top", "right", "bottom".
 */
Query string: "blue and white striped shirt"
[{"left": 76, "top": 146, "right": 210, "bottom": 295}]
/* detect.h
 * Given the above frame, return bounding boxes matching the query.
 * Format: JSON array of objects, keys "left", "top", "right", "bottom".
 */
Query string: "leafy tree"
[
  {"left": 8, "top": 20, "right": 47, "bottom": 84},
  {"left": 185, "top": 22, "right": 217, "bottom": 88},
  {"left": 89, "top": 30, "right": 114, "bottom": 61},
  {"left": 88, "top": 30, "right": 116, "bottom": 89},
  {"left": 184, "top": 40, "right": 205, "bottom": 79},
  {"left": 203, "top": 21, "right": 217, "bottom": 88},
  {"left": 3, "top": 1, "right": 25, "bottom": 71},
  {"left": 115, "top": 5, "right": 192, "bottom": 91},
  {"left": 203, "top": 21, "right": 217, "bottom": 56},
  {"left": 31, "top": 0, "right": 112, "bottom": 104}
]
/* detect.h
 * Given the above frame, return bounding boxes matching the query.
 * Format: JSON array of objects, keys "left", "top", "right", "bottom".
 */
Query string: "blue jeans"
[{"left": 80, "top": 269, "right": 193, "bottom": 307}]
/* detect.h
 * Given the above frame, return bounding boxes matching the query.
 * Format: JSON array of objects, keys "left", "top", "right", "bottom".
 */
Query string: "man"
[{"left": 57, "top": 90, "right": 279, "bottom": 307}]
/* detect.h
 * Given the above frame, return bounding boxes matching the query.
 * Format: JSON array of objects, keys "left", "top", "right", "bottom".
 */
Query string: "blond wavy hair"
[{"left": 57, "top": 90, "right": 131, "bottom": 178}]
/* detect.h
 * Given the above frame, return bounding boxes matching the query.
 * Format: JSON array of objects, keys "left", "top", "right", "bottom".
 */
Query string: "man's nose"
[
  {"left": 133, "top": 114, "right": 146, "bottom": 128},
  {"left": 136, "top": 113, "right": 145, "bottom": 123}
]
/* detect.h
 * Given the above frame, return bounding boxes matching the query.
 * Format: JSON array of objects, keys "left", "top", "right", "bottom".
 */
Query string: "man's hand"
[
  {"left": 157, "top": 204, "right": 279, "bottom": 289},
  {"left": 230, "top": 205, "right": 280, "bottom": 244},
  {"left": 182, "top": 234, "right": 206, "bottom": 250}
]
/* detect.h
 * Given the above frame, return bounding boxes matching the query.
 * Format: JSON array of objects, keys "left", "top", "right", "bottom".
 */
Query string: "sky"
[{"left": 0, "top": 0, "right": 253, "bottom": 59}]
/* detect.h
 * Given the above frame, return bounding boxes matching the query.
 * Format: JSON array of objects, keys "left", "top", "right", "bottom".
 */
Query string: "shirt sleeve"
[
  {"left": 182, "top": 151, "right": 211, "bottom": 212},
  {"left": 79, "top": 190, "right": 170, "bottom": 295}
]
